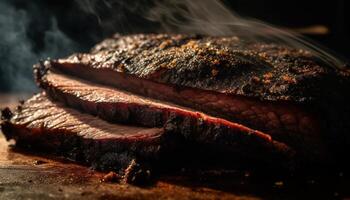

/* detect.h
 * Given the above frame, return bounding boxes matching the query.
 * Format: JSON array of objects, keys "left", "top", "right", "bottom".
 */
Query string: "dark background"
[{"left": 0, "top": 0, "right": 349, "bottom": 92}]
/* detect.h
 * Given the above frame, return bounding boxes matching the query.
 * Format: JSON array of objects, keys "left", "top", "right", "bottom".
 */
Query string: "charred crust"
[
  {"left": 100, "top": 171, "right": 122, "bottom": 183},
  {"left": 33, "top": 60, "right": 50, "bottom": 87},
  {"left": 1, "top": 107, "right": 13, "bottom": 120},
  {"left": 80, "top": 34, "right": 350, "bottom": 103},
  {"left": 123, "top": 159, "right": 152, "bottom": 185}
]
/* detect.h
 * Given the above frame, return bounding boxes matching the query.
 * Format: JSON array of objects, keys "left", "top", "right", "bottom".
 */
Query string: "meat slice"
[
  {"left": 34, "top": 65, "right": 331, "bottom": 165},
  {"left": 0, "top": 93, "right": 170, "bottom": 172},
  {"left": 0, "top": 94, "right": 294, "bottom": 172}
]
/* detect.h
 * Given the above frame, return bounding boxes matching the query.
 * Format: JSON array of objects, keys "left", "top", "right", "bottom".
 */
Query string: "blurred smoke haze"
[{"left": 0, "top": 0, "right": 78, "bottom": 92}]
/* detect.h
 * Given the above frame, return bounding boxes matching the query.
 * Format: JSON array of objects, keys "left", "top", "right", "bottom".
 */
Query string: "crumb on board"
[{"left": 100, "top": 171, "right": 121, "bottom": 183}]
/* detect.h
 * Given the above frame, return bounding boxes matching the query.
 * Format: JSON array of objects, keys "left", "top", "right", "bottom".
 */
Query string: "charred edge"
[
  {"left": 33, "top": 60, "right": 50, "bottom": 87},
  {"left": 123, "top": 159, "right": 152, "bottom": 185},
  {"left": 3, "top": 123, "right": 156, "bottom": 178},
  {"left": 163, "top": 113, "right": 297, "bottom": 172},
  {"left": 58, "top": 132, "right": 163, "bottom": 175},
  {"left": 0, "top": 109, "right": 13, "bottom": 141},
  {"left": 1, "top": 107, "right": 13, "bottom": 121}
]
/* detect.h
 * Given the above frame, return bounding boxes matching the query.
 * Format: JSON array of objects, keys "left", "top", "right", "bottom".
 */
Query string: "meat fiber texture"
[
  {"left": 0, "top": 94, "right": 294, "bottom": 172},
  {"left": 36, "top": 67, "right": 327, "bottom": 167},
  {"left": 0, "top": 94, "right": 170, "bottom": 172}
]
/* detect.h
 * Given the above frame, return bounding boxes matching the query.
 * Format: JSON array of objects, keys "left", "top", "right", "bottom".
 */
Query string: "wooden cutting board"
[{"left": 0, "top": 94, "right": 349, "bottom": 200}]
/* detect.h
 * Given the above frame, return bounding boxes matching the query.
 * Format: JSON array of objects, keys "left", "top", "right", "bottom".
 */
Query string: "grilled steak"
[
  {"left": 40, "top": 34, "right": 350, "bottom": 164},
  {"left": 1, "top": 94, "right": 294, "bottom": 171}
]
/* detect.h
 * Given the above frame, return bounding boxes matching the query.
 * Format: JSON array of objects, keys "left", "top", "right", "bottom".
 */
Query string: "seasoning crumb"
[
  {"left": 100, "top": 171, "right": 121, "bottom": 183},
  {"left": 251, "top": 76, "right": 260, "bottom": 83},
  {"left": 282, "top": 75, "right": 296, "bottom": 84},
  {"left": 263, "top": 72, "right": 273, "bottom": 79},
  {"left": 124, "top": 159, "right": 152, "bottom": 185},
  {"left": 33, "top": 160, "right": 46, "bottom": 165},
  {"left": 1, "top": 107, "right": 12, "bottom": 120}
]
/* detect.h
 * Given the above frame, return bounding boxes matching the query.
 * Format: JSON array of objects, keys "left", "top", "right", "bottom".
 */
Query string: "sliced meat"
[
  {"left": 45, "top": 58, "right": 321, "bottom": 139},
  {"left": 0, "top": 94, "right": 294, "bottom": 171},
  {"left": 34, "top": 66, "right": 330, "bottom": 165},
  {"left": 0, "top": 93, "right": 169, "bottom": 172},
  {"left": 42, "top": 34, "right": 350, "bottom": 164}
]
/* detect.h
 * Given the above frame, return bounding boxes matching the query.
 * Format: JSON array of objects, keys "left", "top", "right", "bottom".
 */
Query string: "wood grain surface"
[{"left": 0, "top": 94, "right": 349, "bottom": 200}]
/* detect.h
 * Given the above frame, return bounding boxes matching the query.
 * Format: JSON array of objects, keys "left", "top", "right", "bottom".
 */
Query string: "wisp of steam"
[
  {"left": 146, "top": 0, "right": 347, "bottom": 68},
  {"left": 78, "top": 0, "right": 347, "bottom": 69}
]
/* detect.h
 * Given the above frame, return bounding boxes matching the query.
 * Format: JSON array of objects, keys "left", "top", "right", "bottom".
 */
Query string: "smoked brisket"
[
  {"left": 2, "top": 33, "right": 349, "bottom": 174},
  {"left": 36, "top": 34, "right": 350, "bottom": 164}
]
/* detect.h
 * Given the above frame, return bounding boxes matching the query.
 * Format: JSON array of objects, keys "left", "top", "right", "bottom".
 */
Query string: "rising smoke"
[
  {"left": 147, "top": 0, "right": 347, "bottom": 68},
  {"left": 77, "top": 0, "right": 347, "bottom": 68},
  {"left": 0, "top": 0, "right": 78, "bottom": 92}
]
